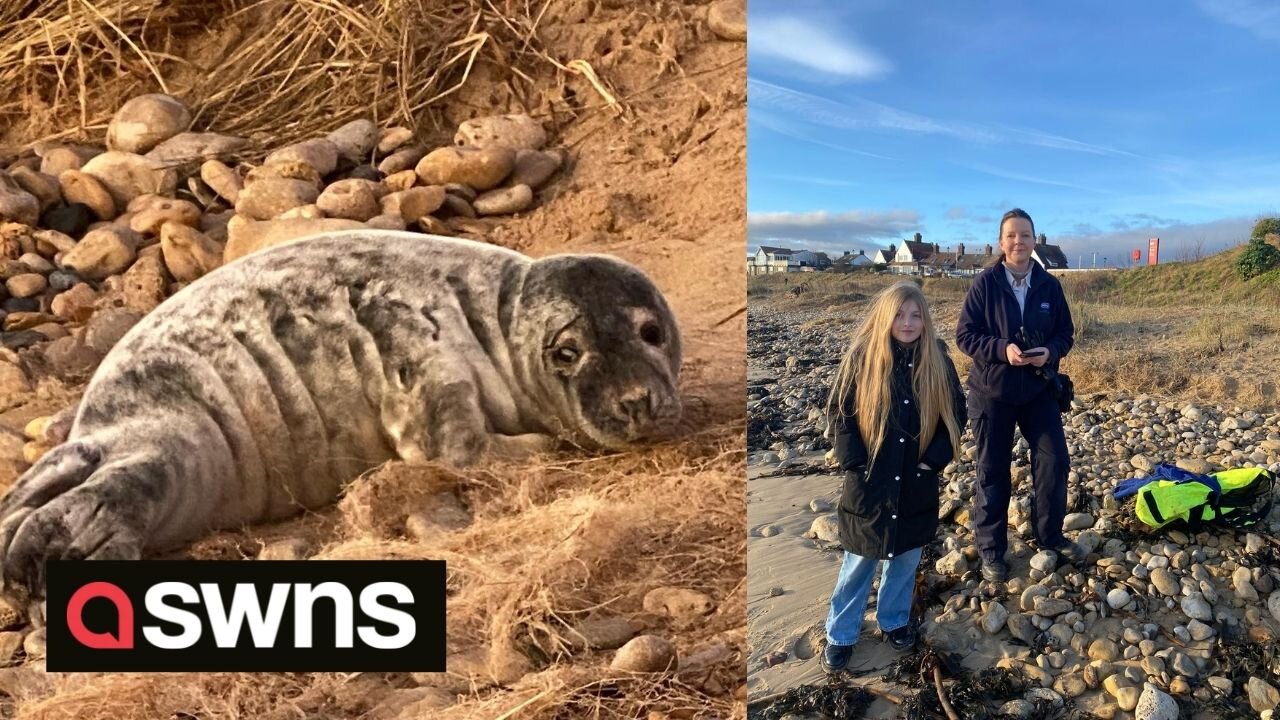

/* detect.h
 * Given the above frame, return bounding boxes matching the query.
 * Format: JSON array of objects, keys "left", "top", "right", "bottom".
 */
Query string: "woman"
[
  {"left": 955, "top": 208, "right": 1081, "bottom": 583},
  {"left": 822, "top": 281, "right": 965, "bottom": 673}
]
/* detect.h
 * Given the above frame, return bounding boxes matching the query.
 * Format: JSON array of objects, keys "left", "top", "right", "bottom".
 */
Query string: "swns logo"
[{"left": 47, "top": 560, "right": 446, "bottom": 672}]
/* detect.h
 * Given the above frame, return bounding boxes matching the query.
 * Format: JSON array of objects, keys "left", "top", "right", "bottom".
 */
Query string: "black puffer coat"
[{"left": 832, "top": 339, "right": 966, "bottom": 559}]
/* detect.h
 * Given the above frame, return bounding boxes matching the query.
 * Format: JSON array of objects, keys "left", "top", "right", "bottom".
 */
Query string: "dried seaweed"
[
  {"left": 747, "top": 415, "right": 788, "bottom": 452},
  {"left": 1215, "top": 636, "right": 1280, "bottom": 687},
  {"left": 885, "top": 649, "right": 1086, "bottom": 720},
  {"left": 1238, "top": 538, "right": 1279, "bottom": 570},
  {"left": 748, "top": 680, "right": 874, "bottom": 720},
  {"left": 754, "top": 462, "right": 838, "bottom": 479},
  {"left": 1186, "top": 695, "right": 1257, "bottom": 720},
  {"left": 1175, "top": 634, "right": 1280, "bottom": 719}
]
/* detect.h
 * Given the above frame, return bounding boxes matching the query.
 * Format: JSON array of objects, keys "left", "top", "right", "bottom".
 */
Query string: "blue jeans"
[{"left": 824, "top": 547, "right": 923, "bottom": 646}]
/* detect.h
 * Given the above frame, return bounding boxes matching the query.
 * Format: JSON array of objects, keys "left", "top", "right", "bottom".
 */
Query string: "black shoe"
[
  {"left": 981, "top": 557, "right": 1009, "bottom": 582},
  {"left": 886, "top": 624, "right": 917, "bottom": 652},
  {"left": 1052, "top": 541, "right": 1086, "bottom": 566},
  {"left": 820, "top": 642, "right": 853, "bottom": 674}
]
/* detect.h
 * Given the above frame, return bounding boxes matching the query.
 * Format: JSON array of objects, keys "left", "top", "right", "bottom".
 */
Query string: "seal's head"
[{"left": 517, "top": 254, "right": 682, "bottom": 448}]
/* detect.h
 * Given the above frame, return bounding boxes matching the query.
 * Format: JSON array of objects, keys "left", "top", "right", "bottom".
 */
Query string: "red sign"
[
  {"left": 1131, "top": 249, "right": 1141, "bottom": 263},
  {"left": 1148, "top": 238, "right": 1160, "bottom": 265}
]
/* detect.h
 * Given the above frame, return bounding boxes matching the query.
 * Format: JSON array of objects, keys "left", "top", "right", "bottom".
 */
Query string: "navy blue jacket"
[{"left": 956, "top": 260, "right": 1074, "bottom": 406}]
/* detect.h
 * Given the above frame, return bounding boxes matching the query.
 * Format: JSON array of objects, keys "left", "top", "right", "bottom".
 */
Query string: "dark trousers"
[{"left": 970, "top": 386, "right": 1070, "bottom": 560}]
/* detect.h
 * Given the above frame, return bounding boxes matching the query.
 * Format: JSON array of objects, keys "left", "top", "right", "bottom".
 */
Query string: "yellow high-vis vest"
[{"left": 1135, "top": 467, "right": 1274, "bottom": 532}]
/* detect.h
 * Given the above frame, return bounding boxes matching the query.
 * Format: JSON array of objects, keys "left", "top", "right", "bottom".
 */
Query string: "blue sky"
[{"left": 748, "top": 0, "right": 1280, "bottom": 266}]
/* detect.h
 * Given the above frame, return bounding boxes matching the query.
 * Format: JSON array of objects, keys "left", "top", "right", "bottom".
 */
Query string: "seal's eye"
[
  {"left": 552, "top": 346, "right": 580, "bottom": 365},
  {"left": 640, "top": 321, "right": 663, "bottom": 346}
]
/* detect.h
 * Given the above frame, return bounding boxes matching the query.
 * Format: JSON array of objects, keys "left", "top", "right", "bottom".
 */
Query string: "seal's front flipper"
[
  {"left": 0, "top": 445, "right": 163, "bottom": 599},
  {"left": 488, "top": 433, "right": 558, "bottom": 461},
  {"left": 0, "top": 440, "right": 103, "bottom": 547}
]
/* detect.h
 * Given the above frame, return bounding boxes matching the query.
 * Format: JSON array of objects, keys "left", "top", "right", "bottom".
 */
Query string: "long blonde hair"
[{"left": 827, "top": 281, "right": 962, "bottom": 464}]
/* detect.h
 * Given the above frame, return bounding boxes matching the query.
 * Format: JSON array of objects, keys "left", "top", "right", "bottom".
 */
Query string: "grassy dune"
[{"left": 1057, "top": 235, "right": 1280, "bottom": 306}]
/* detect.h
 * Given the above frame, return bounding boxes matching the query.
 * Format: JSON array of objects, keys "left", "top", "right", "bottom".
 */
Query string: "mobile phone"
[{"left": 1020, "top": 349, "right": 1046, "bottom": 358}]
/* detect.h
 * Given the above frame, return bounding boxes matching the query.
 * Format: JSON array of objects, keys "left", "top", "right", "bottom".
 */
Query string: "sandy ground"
[
  {"left": 746, "top": 462, "right": 903, "bottom": 718},
  {"left": 745, "top": 461, "right": 1133, "bottom": 718}
]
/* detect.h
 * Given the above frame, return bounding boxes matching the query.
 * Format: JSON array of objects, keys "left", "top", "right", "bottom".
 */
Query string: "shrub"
[
  {"left": 1236, "top": 236, "right": 1280, "bottom": 280},
  {"left": 1251, "top": 217, "right": 1280, "bottom": 240}
]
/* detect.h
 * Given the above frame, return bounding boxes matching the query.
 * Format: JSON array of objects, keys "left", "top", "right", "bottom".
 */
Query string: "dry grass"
[
  {"left": 747, "top": 271, "right": 887, "bottom": 301},
  {"left": 753, "top": 263, "right": 1280, "bottom": 410},
  {"left": 1058, "top": 303, "right": 1280, "bottom": 408},
  {"left": 748, "top": 272, "right": 975, "bottom": 308},
  {"left": 1, "top": 0, "right": 624, "bottom": 152},
  {"left": 11, "top": 428, "right": 746, "bottom": 720},
  {"left": 1054, "top": 269, "right": 1116, "bottom": 301},
  {"left": 431, "top": 667, "right": 745, "bottom": 720},
  {"left": 1189, "top": 313, "right": 1255, "bottom": 355},
  {"left": 1062, "top": 287, "right": 1100, "bottom": 339}
]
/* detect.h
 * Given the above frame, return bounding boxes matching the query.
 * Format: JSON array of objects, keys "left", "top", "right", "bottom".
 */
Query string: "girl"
[{"left": 822, "top": 281, "right": 965, "bottom": 673}]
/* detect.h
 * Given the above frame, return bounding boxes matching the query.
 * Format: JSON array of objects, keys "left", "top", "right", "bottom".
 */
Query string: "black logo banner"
[{"left": 46, "top": 560, "right": 446, "bottom": 672}]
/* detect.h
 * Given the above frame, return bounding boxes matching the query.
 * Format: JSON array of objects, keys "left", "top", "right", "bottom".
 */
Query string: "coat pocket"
[
  {"left": 899, "top": 467, "right": 941, "bottom": 518},
  {"left": 835, "top": 431, "right": 868, "bottom": 471},
  {"left": 839, "top": 470, "right": 875, "bottom": 516}
]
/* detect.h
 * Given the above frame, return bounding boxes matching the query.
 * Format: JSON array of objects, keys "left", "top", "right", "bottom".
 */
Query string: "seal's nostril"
[{"left": 618, "top": 390, "right": 653, "bottom": 425}]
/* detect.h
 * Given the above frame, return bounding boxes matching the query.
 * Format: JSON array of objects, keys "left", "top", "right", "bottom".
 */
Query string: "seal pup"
[{"left": 0, "top": 230, "right": 682, "bottom": 596}]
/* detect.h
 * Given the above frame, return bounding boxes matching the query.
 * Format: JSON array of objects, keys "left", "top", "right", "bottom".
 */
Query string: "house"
[
  {"left": 870, "top": 244, "right": 895, "bottom": 266},
  {"left": 1031, "top": 234, "right": 1070, "bottom": 270},
  {"left": 944, "top": 237, "right": 1068, "bottom": 273},
  {"left": 921, "top": 243, "right": 995, "bottom": 277},
  {"left": 954, "top": 243, "right": 994, "bottom": 276},
  {"left": 890, "top": 234, "right": 937, "bottom": 274},
  {"left": 878, "top": 233, "right": 1070, "bottom": 277},
  {"left": 791, "top": 250, "right": 830, "bottom": 271},
  {"left": 849, "top": 250, "right": 872, "bottom": 267},
  {"left": 831, "top": 250, "right": 872, "bottom": 272},
  {"left": 748, "top": 246, "right": 835, "bottom": 274},
  {"left": 921, "top": 248, "right": 955, "bottom": 276},
  {"left": 749, "top": 246, "right": 795, "bottom": 275}
]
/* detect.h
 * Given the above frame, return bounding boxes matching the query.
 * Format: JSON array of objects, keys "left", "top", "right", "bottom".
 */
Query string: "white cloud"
[
  {"left": 757, "top": 173, "right": 864, "bottom": 188},
  {"left": 751, "top": 109, "right": 900, "bottom": 160},
  {"left": 1050, "top": 215, "right": 1256, "bottom": 266},
  {"left": 960, "top": 163, "right": 1109, "bottom": 194},
  {"left": 748, "top": 209, "right": 922, "bottom": 255},
  {"left": 748, "top": 79, "right": 1138, "bottom": 158},
  {"left": 1195, "top": 0, "right": 1280, "bottom": 39},
  {"left": 750, "top": 16, "right": 892, "bottom": 79},
  {"left": 749, "top": 209, "right": 920, "bottom": 229},
  {"left": 750, "top": 79, "right": 984, "bottom": 140}
]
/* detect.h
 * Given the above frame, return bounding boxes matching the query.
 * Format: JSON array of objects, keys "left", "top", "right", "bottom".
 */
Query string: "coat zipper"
[{"left": 994, "top": 267, "right": 1048, "bottom": 399}]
